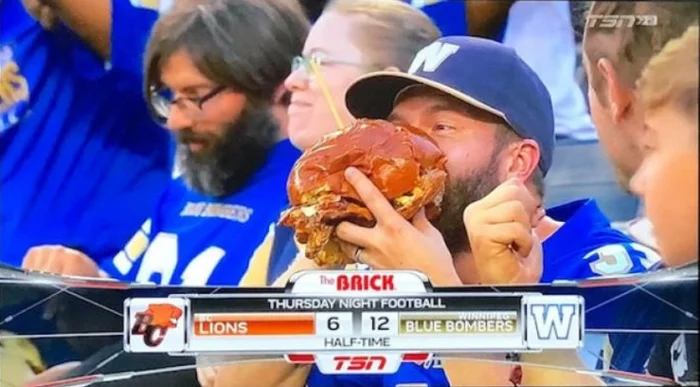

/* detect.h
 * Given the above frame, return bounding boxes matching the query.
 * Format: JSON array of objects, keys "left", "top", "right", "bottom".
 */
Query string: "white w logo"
[
  {"left": 525, "top": 296, "right": 582, "bottom": 349},
  {"left": 531, "top": 304, "right": 576, "bottom": 340},
  {"left": 408, "top": 41, "right": 459, "bottom": 74}
]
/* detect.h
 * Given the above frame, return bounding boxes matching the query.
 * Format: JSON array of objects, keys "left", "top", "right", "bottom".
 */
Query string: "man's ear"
[
  {"left": 503, "top": 139, "right": 540, "bottom": 183},
  {"left": 596, "top": 58, "right": 634, "bottom": 123},
  {"left": 382, "top": 65, "right": 401, "bottom": 73}
]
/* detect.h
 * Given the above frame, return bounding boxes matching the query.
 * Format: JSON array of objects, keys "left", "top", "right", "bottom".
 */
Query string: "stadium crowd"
[{"left": 0, "top": 0, "right": 697, "bottom": 386}]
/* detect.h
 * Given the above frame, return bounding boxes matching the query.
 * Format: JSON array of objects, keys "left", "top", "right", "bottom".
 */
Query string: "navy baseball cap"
[{"left": 345, "top": 36, "right": 555, "bottom": 176}]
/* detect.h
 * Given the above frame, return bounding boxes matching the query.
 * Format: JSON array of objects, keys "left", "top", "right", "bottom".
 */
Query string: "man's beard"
[
  {"left": 176, "top": 107, "right": 278, "bottom": 197},
  {"left": 432, "top": 153, "right": 503, "bottom": 255}
]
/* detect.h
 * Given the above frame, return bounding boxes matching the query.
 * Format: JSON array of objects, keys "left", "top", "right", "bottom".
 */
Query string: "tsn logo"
[
  {"left": 312, "top": 354, "right": 402, "bottom": 374},
  {"left": 334, "top": 355, "right": 387, "bottom": 372}
]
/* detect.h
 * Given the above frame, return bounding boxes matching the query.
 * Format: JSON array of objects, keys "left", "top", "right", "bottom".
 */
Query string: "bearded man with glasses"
[{"left": 22, "top": 0, "right": 310, "bottom": 288}]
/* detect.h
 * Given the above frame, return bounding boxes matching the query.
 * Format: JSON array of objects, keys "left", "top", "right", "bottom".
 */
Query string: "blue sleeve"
[
  {"left": 109, "top": 0, "right": 162, "bottom": 79},
  {"left": 581, "top": 242, "right": 662, "bottom": 278}
]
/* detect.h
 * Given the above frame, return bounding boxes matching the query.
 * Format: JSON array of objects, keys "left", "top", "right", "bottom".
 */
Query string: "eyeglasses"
[
  {"left": 149, "top": 85, "right": 226, "bottom": 124},
  {"left": 291, "top": 54, "right": 364, "bottom": 76}
]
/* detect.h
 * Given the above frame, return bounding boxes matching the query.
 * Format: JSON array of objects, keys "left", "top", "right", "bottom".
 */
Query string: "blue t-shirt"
[
  {"left": 306, "top": 199, "right": 661, "bottom": 387},
  {"left": 99, "top": 140, "right": 300, "bottom": 286},
  {"left": 0, "top": 0, "right": 171, "bottom": 266}
]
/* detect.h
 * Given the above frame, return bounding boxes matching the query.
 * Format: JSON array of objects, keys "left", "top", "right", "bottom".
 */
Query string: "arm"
[
  {"left": 42, "top": 0, "right": 112, "bottom": 59},
  {"left": 442, "top": 354, "right": 518, "bottom": 387},
  {"left": 38, "top": 0, "right": 166, "bottom": 78},
  {"left": 466, "top": 0, "right": 515, "bottom": 39},
  {"left": 441, "top": 351, "right": 603, "bottom": 387},
  {"left": 520, "top": 350, "right": 604, "bottom": 386}
]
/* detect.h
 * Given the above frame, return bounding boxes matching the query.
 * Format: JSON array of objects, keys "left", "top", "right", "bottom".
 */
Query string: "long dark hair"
[{"left": 144, "top": 0, "right": 310, "bottom": 114}]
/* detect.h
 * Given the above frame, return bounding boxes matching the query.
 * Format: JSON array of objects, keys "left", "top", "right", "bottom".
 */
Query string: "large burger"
[{"left": 280, "top": 119, "right": 448, "bottom": 266}]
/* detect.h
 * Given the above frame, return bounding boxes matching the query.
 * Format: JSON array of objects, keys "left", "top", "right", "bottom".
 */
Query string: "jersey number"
[
  {"left": 585, "top": 243, "right": 660, "bottom": 276},
  {"left": 134, "top": 232, "right": 226, "bottom": 286}
]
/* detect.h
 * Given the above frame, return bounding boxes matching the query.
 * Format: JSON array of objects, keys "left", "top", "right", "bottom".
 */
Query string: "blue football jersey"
[
  {"left": 99, "top": 140, "right": 300, "bottom": 286},
  {"left": 0, "top": 0, "right": 171, "bottom": 266},
  {"left": 306, "top": 199, "right": 662, "bottom": 387}
]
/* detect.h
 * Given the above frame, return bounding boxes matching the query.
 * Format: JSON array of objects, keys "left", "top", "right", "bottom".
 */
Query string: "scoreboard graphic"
[{"left": 124, "top": 271, "right": 584, "bottom": 374}]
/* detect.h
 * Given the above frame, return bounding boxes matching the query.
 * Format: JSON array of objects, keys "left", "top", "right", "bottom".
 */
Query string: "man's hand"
[
  {"left": 335, "top": 168, "right": 462, "bottom": 286},
  {"left": 22, "top": 245, "right": 100, "bottom": 277},
  {"left": 463, "top": 178, "right": 545, "bottom": 284},
  {"left": 21, "top": 0, "right": 60, "bottom": 30}
]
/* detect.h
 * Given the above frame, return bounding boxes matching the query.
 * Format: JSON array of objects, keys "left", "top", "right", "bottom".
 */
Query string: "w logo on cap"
[{"left": 408, "top": 41, "right": 459, "bottom": 74}]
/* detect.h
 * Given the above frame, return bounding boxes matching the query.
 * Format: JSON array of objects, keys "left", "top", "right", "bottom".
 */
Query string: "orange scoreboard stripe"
[{"left": 193, "top": 313, "right": 315, "bottom": 336}]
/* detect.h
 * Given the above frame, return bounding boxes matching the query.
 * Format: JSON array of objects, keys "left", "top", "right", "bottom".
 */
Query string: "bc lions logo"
[
  {"left": 131, "top": 303, "right": 183, "bottom": 347},
  {"left": 0, "top": 46, "right": 30, "bottom": 132}
]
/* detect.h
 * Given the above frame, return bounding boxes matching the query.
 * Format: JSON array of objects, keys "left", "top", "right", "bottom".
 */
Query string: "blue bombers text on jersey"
[{"left": 99, "top": 140, "right": 300, "bottom": 286}]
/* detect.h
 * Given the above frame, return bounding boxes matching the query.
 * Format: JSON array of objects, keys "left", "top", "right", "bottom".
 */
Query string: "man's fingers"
[
  {"left": 469, "top": 178, "right": 520, "bottom": 209},
  {"left": 21, "top": 248, "right": 40, "bottom": 269},
  {"left": 477, "top": 200, "right": 530, "bottom": 228},
  {"left": 476, "top": 178, "right": 540, "bottom": 217},
  {"left": 532, "top": 207, "right": 546, "bottom": 228},
  {"left": 510, "top": 225, "right": 535, "bottom": 258},
  {"left": 522, "top": 231, "right": 544, "bottom": 273},
  {"left": 344, "top": 167, "right": 403, "bottom": 225},
  {"left": 196, "top": 366, "right": 218, "bottom": 387},
  {"left": 335, "top": 221, "right": 376, "bottom": 249},
  {"left": 21, "top": 245, "right": 92, "bottom": 274},
  {"left": 481, "top": 222, "right": 534, "bottom": 258},
  {"left": 337, "top": 240, "right": 359, "bottom": 261}
]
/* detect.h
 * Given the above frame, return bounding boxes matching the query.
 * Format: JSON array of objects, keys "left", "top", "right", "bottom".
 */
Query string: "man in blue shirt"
[
  {"left": 21, "top": 0, "right": 309, "bottom": 287},
  {"left": 209, "top": 36, "right": 661, "bottom": 387},
  {"left": 310, "top": 35, "right": 660, "bottom": 387},
  {"left": 0, "top": 0, "right": 175, "bottom": 267},
  {"left": 17, "top": 1, "right": 308, "bottom": 385}
]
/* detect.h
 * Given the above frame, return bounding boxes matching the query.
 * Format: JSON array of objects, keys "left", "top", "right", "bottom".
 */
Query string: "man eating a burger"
[
  {"left": 209, "top": 36, "right": 662, "bottom": 387},
  {"left": 284, "top": 36, "right": 660, "bottom": 286}
]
